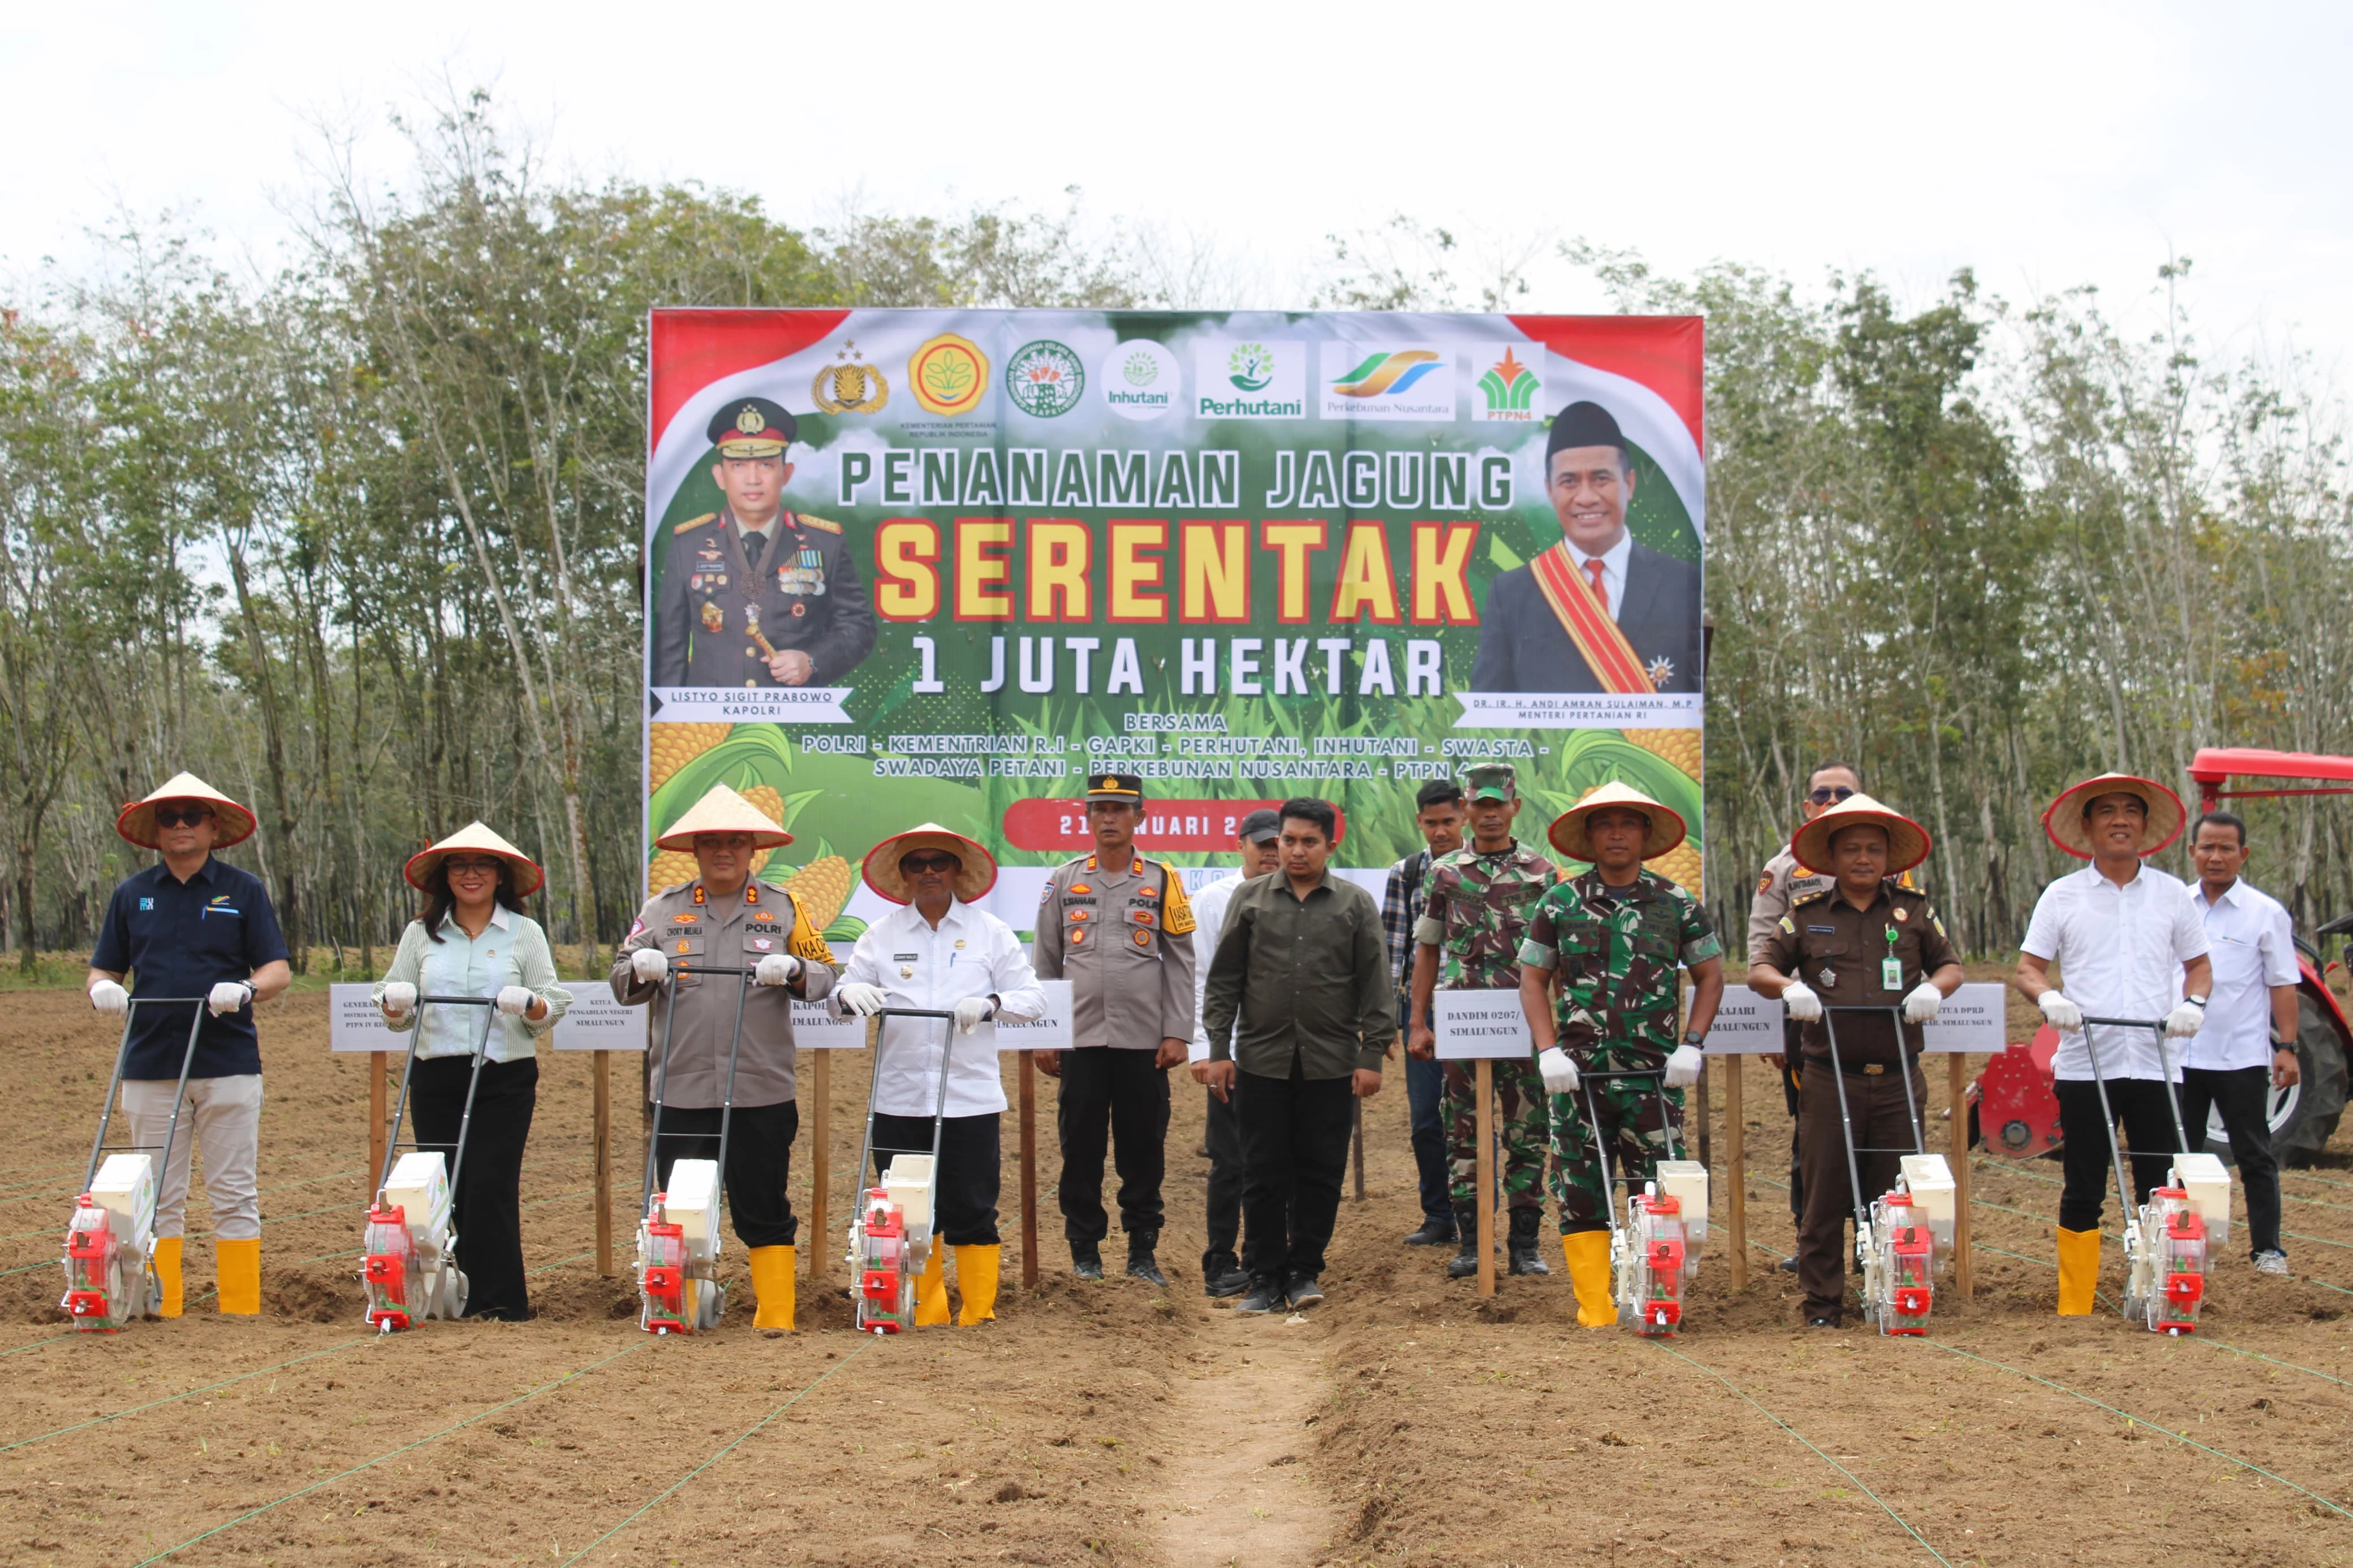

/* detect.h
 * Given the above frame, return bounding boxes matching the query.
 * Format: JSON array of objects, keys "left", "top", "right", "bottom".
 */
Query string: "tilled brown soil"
[{"left": 0, "top": 982, "right": 2348, "bottom": 1566}]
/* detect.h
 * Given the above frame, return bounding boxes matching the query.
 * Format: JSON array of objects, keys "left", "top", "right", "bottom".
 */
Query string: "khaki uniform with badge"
[
  {"left": 1032, "top": 772, "right": 1199, "bottom": 1274},
  {"left": 650, "top": 398, "right": 876, "bottom": 690},
  {"left": 1749, "top": 845, "right": 1834, "bottom": 1226},
  {"left": 1753, "top": 798, "right": 1959, "bottom": 1325}
]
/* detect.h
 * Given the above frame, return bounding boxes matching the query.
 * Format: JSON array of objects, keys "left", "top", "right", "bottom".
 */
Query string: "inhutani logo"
[{"left": 1103, "top": 339, "right": 1179, "bottom": 422}]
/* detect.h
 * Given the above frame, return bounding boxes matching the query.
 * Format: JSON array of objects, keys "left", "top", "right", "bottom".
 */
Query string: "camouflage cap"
[{"left": 1463, "top": 763, "right": 1518, "bottom": 802}]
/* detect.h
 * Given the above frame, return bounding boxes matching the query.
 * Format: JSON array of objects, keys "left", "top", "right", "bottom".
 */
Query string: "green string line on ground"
[
  {"left": 0, "top": 1331, "right": 82, "bottom": 1358},
  {"left": 558, "top": 1339, "right": 870, "bottom": 1566},
  {"left": 0, "top": 1336, "right": 372, "bottom": 1454},
  {"left": 1650, "top": 1338, "right": 1955, "bottom": 1566},
  {"left": 129, "top": 1342, "right": 647, "bottom": 1567},
  {"left": 1924, "top": 1339, "right": 2353, "bottom": 1520},
  {"left": 2199, "top": 1338, "right": 2353, "bottom": 1388}
]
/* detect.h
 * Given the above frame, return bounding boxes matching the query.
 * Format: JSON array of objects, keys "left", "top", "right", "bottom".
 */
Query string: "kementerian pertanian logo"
[
  {"left": 1103, "top": 339, "right": 1179, "bottom": 422},
  {"left": 1227, "top": 342, "right": 1277, "bottom": 391},
  {"left": 1006, "top": 339, "right": 1085, "bottom": 418},
  {"left": 908, "top": 332, "right": 990, "bottom": 416},
  {"left": 1476, "top": 347, "right": 1540, "bottom": 421}
]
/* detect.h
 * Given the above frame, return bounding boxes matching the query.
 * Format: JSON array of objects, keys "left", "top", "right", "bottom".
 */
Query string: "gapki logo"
[
  {"left": 1320, "top": 343, "right": 1455, "bottom": 421},
  {"left": 1005, "top": 339, "right": 1086, "bottom": 418},
  {"left": 1102, "top": 339, "right": 1179, "bottom": 422},
  {"left": 1193, "top": 340, "right": 1305, "bottom": 420}
]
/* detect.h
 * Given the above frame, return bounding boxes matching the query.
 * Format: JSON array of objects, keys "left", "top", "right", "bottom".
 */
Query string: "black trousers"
[
  {"left": 2055, "top": 1077, "right": 2180, "bottom": 1232},
  {"left": 2178, "top": 1065, "right": 2283, "bottom": 1256},
  {"left": 872, "top": 1111, "right": 1001, "bottom": 1246},
  {"left": 1203, "top": 1087, "right": 1243, "bottom": 1271},
  {"left": 1235, "top": 1060, "right": 1355, "bottom": 1284},
  {"left": 1782, "top": 1022, "right": 1806, "bottom": 1221},
  {"left": 1796, "top": 1060, "right": 1923, "bottom": 1322},
  {"left": 410, "top": 1055, "right": 537, "bottom": 1321},
  {"left": 652, "top": 1098, "right": 798, "bottom": 1249},
  {"left": 1055, "top": 1048, "right": 1170, "bottom": 1244}
]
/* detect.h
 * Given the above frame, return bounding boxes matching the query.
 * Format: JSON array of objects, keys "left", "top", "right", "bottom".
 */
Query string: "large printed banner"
[{"left": 645, "top": 310, "right": 1705, "bottom": 939}]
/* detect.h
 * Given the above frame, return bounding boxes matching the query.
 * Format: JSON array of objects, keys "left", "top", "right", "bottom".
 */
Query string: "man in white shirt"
[
  {"left": 837, "top": 823, "right": 1046, "bottom": 1327},
  {"left": 2014, "top": 772, "right": 2213, "bottom": 1315},
  {"left": 2183, "top": 811, "right": 2300, "bottom": 1275},
  {"left": 1189, "top": 809, "right": 1285, "bottom": 1297}
]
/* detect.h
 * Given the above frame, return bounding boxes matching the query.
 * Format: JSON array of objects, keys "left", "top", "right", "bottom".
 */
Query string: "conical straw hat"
[
  {"left": 653, "top": 782, "right": 794, "bottom": 852},
  {"left": 1546, "top": 779, "right": 1687, "bottom": 862},
  {"left": 404, "top": 821, "right": 545, "bottom": 897},
  {"left": 1790, "top": 793, "right": 1932, "bottom": 877},
  {"left": 115, "top": 772, "right": 258, "bottom": 850},
  {"left": 861, "top": 822, "right": 998, "bottom": 905},
  {"left": 2041, "top": 772, "right": 2186, "bottom": 859}
]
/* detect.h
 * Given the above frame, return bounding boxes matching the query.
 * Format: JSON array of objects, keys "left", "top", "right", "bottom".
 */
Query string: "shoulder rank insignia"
[
  {"left": 1792, "top": 887, "right": 1830, "bottom": 907},
  {"left": 792, "top": 512, "right": 844, "bottom": 535},
  {"left": 673, "top": 511, "right": 717, "bottom": 535}
]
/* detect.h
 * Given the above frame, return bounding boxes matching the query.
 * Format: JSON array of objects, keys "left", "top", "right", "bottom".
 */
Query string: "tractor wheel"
[{"left": 2264, "top": 990, "right": 2348, "bottom": 1168}]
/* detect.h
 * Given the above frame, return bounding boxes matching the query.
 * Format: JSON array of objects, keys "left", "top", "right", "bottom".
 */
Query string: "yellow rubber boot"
[
  {"left": 1562, "top": 1230, "right": 1616, "bottom": 1329},
  {"left": 748, "top": 1245, "right": 796, "bottom": 1331},
  {"left": 153, "top": 1236, "right": 184, "bottom": 1319},
  {"left": 2055, "top": 1227, "right": 2101, "bottom": 1316},
  {"left": 215, "top": 1237, "right": 261, "bottom": 1316},
  {"left": 913, "top": 1243, "right": 950, "bottom": 1327},
  {"left": 953, "top": 1245, "right": 1001, "bottom": 1325}
]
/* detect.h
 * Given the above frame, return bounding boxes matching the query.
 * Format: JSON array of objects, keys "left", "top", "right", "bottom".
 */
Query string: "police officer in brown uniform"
[
  {"left": 610, "top": 783, "right": 839, "bottom": 1330},
  {"left": 1749, "top": 794, "right": 1963, "bottom": 1327},
  {"left": 1746, "top": 761, "right": 1858, "bottom": 1259},
  {"left": 1033, "top": 772, "right": 1198, "bottom": 1284},
  {"left": 651, "top": 396, "right": 876, "bottom": 690}
]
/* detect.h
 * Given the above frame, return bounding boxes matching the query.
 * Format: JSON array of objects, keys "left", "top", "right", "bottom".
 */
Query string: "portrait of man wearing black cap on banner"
[
  {"left": 1469, "top": 399, "right": 1703, "bottom": 696},
  {"left": 650, "top": 396, "right": 876, "bottom": 692}
]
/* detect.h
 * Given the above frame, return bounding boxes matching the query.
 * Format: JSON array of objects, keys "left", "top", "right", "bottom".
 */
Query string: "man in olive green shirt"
[{"left": 1201, "top": 797, "right": 1393, "bottom": 1313}]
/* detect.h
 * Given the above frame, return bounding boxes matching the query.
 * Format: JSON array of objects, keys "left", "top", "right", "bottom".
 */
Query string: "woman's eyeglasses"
[
  {"left": 1807, "top": 786, "right": 1857, "bottom": 805},
  {"left": 153, "top": 808, "right": 214, "bottom": 828},
  {"left": 445, "top": 859, "right": 503, "bottom": 876},
  {"left": 899, "top": 853, "right": 960, "bottom": 874}
]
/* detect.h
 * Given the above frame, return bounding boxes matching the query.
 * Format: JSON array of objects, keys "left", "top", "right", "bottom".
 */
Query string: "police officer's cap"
[
  {"left": 1545, "top": 399, "right": 1628, "bottom": 465},
  {"left": 1463, "top": 763, "right": 1518, "bottom": 802},
  {"left": 709, "top": 397, "right": 798, "bottom": 459},
  {"left": 1086, "top": 772, "right": 1145, "bottom": 804}
]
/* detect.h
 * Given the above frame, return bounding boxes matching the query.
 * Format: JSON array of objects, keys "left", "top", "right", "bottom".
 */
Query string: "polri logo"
[
  {"left": 1102, "top": 339, "right": 1179, "bottom": 421},
  {"left": 1320, "top": 344, "right": 1455, "bottom": 421},
  {"left": 1193, "top": 340, "right": 1304, "bottom": 420}
]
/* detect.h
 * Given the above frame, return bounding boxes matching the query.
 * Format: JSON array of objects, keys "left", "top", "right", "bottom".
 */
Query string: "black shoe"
[
  {"left": 1126, "top": 1229, "right": 1167, "bottom": 1288},
  {"left": 1402, "top": 1215, "right": 1457, "bottom": 1247},
  {"left": 1776, "top": 1254, "right": 1799, "bottom": 1274},
  {"left": 1071, "top": 1243, "right": 1104, "bottom": 1281},
  {"left": 1203, "top": 1265, "right": 1250, "bottom": 1298},
  {"left": 1506, "top": 1210, "right": 1549, "bottom": 1276},
  {"left": 1807, "top": 1315, "right": 1839, "bottom": 1329},
  {"left": 1446, "top": 1238, "right": 1482, "bottom": 1280},
  {"left": 1235, "top": 1278, "right": 1284, "bottom": 1314},
  {"left": 1285, "top": 1274, "right": 1324, "bottom": 1308}
]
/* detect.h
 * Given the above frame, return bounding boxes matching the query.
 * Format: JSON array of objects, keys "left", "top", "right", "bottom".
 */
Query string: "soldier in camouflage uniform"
[
  {"left": 1518, "top": 781, "right": 1725, "bottom": 1327},
  {"left": 1408, "top": 764, "right": 1559, "bottom": 1278}
]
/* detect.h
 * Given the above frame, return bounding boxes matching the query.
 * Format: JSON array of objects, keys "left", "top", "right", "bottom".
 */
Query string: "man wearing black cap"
[
  {"left": 652, "top": 396, "right": 876, "bottom": 690},
  {"left": 1188, "top": 807, "right": 1285, "bottom": 1295},
  {"left": 1469, "top": 400, "right": 1701, "bottom": 696},
  {"left": 1033, "top": 772, "right": 1199, "bottom": 1284}
]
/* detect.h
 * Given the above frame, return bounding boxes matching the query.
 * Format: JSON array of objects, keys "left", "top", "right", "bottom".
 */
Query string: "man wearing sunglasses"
[
  {"left": 1745, "top": 761, "right": 1862, "bottom": 1266},
  {"left": 85, "top": 774, "right": 292, "bottom": 1317}
]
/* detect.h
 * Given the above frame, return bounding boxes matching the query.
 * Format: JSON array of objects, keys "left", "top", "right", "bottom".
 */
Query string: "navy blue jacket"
[{"left": 90, "top": 858, "right": 289, "bottom": 1078}]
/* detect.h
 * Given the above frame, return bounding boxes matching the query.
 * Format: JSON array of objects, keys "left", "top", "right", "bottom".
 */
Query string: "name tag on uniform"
[
  {"left": 1882, "top": 957, "right": 1903, "bottom": 990},
  {"left": 893, "top": 953, "right": 920, "bottom": 962},
  {"left": 1807, "top": 925, "right": 1834, "bottom": 934}
]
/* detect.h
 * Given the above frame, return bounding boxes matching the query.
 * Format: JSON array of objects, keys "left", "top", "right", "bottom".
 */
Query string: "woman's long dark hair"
[{"left": 420, "top": 856, "right": 528, "bottom": 943}]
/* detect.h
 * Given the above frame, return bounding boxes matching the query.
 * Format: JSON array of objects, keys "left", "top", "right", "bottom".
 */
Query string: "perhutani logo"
[
  {"left": 1475, "top": 347, "right": 1540, "bottom": 421},
  {"left": 1194, "top": 340, "right": 1304, "bottom": 420},
  {"left": 1005, "top": 339, "right": 1085, "bottom": 418},
  {"left": 1317, "top": 342, "right": 1455, "bottom": 421},
  {"left": 1102, "top": 339, "right": 1179, "bottom": 422}
]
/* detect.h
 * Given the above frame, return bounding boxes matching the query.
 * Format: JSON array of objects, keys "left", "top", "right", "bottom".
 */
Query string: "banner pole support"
[
  {"left": 1726, "top": 1054, "right": 1747, "bottom": 1289},
  {"left": 1951, "top": 1053, "right": 1973, "bottom": 1299},
  {"left": 593, "top": 1049, "right": 614, "bottom": 1277},
  {"left": 1475, "top": 1057, "right": 1496, "bottom": 1298},
  {"left": 1020, "top": 1053, "right": 1040, "bottom": 1291},
  {"left": 809, "top": 1049, "right": 831, "bottom": 1288}
]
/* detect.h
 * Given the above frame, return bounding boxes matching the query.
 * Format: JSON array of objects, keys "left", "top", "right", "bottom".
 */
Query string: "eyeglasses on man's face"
[
  {"left": 1807, "top": 786, "right": 1857, "bottom": 806},
  {"left": 899, "top": 853, "right": 960, "bottom": 874},
  {"left": 153, "top": 808, "right": 215, "bottom": 828}
]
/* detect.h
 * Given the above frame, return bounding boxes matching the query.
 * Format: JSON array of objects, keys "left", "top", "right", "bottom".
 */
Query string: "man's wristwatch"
[
  {"left": 1681, "top": 1033, "right": 1706, "bottom": 1048},
  {"left": 2186, "top": 994, "right": 2209, "bottom": 1009}
]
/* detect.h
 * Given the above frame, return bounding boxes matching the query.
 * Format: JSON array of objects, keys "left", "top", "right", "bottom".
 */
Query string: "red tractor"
[{"left": 1974, "top": 748, "right": 2353, "bottom": 1168}]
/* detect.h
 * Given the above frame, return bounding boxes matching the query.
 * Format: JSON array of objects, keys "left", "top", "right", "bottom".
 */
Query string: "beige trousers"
[{"left": 119, "top": 1074, "right": 264, "bottom": 1240}]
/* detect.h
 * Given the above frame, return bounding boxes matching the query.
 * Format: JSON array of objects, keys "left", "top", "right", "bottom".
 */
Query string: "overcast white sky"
[{"left": 4, "top": 1, "right": 2347, "bottom": 366}]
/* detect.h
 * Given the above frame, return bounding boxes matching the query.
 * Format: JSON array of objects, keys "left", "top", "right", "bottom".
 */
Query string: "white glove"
[
  {"left": 494, "top": 985, "right": 535, "bottom": 1017},
  {"left": 380, "top": 982, "right": 417, "bottom": 1018},
  {"left": 2164, "top": 999, "right": 2207, "bottom": 1039},
  {"left": 630, "top": 947, "right": 669, "bottom": 984},
  {"left": 954, "top": 995, "right": 994, "bottom": 1034},
  {"left": 754, "top": 953, "right": 801, "bottom": 987},
  {"left": 1780, "top": 979, "right": 1822, "bottom": 1021},
  {"left": 1902, "top": 982, "right": 1943, "bottom": 1024},
  {"left": 89, "top": 979, "right": 129, "bottom": 1016},
  {"left": 1537, "top": 1046, "right": 1579, "bottom": 1095},
  {"left": 837, "top": 981, "right": 887, "bottom": 1017},
  {"left": 2038, "top": 989, "right": 2082, "bottom": 1031},
  {"left": 1664, "top": 1043, "right": 1705, "bottom": 1089},
  {"left": 207, "top": 980, "right": 253, "bottom": 1017}
]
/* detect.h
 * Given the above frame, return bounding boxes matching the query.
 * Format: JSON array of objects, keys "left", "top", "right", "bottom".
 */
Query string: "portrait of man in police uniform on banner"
[
  {"left": 650, "top": 396, "right": 876, "bottom": 692},
  {"left": 1469, "top": 399, "right": 1703, "bottom": 697}
]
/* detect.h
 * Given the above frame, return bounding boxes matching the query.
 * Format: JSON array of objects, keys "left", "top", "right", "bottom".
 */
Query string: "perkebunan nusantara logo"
[
  {"left": 1193, "top": 340, "right": 1304, "bottom": 419},
  {"left": 810, "top": 339, "right": 890, "bottom": 414},
  {"left": 908, "top": 332, "right": 990, "bottom": 416},
  {"left": 1102, "top": 339, "right": 1179, "bottom": 421},
  {"left": 1005, "top": 339, "right": 1086, "bottom": 418},
  {"left": 1320, "top": 344, "right": 1455, "bottom": 421},
  {"left": 1475, "top": 346, "right": 1540, "bottom": 421}
]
